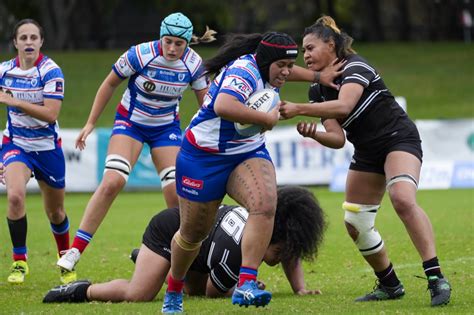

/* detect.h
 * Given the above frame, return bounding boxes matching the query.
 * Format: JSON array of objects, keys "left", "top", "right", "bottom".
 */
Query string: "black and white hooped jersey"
[
  {"left": 309, "top": 54, "right": 416, "bottom": 149},
  {"left": 193, "top": 205, "right": 249, "bottom": 293}
]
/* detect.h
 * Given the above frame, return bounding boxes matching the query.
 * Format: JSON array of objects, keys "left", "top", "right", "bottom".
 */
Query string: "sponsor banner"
[
  {"left": 265, "top": 126, "right": 354, "bottom": 185},
  {"left": 96, "top": 128, "right": 162, "bottom": 189}
]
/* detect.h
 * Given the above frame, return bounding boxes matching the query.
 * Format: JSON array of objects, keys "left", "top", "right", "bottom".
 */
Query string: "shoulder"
[
  {"left": 0, "top": 58, "right": 16, "bottom": 74},
  {"left": 227, "top": 55, "right": 261, "bottom": 80},
  {"left": 343, "top": 54, "right": 376, "bottom": 73},
  {"left": 38, "top": 56, "right": 63, "bottom": 78}
]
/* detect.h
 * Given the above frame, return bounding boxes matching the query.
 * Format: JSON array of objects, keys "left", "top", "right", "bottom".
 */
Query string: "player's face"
[
  {"left": 14, "top": 23, "right": 43, "bottom": 64},
  {"left": 161, "top": 36, "right": 187, "bottom": 61},
  {"left": 263, "top": 242, "right": 284, "bottom": 266},
  {"left": 268, "top": 59, "right": 295, "bottom": 88},
  {"left": 302, "top": 34, "right": 335, "bottom": 71}
]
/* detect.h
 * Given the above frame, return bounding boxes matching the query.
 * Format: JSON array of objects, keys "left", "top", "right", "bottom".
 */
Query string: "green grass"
[
  {"left": 0, "top": 188, "right": 473, "bottom": 314},
  {"left": 1, "top": 42, "right": 473, "bottom": 129}
]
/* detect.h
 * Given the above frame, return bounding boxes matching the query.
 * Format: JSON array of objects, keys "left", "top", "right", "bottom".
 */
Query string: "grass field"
[
  {"left": 1, "top": 42, "right": 473, "bottom": 129},
  {"left": 0, "top": 188, "right": 473, "bottom": 314}
]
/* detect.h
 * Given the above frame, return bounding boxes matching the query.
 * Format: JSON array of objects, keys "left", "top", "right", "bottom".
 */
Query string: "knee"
[
  {"left": 344, "top": 221, "right": 359, "bottom": 241},
  {"left": 7, "top": 190, "right": 25, "bottom": 211},
  {"left": 124, "top": 289, "right": 154, "bottom": 302},
  {"left": 389, "top": 193, "right": 417, "bottom": 219},
  {"left": 98, "top": 177, "right": 125, "bottom": 197}
]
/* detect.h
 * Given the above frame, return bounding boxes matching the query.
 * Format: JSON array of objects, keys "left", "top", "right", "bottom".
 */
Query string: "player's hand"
[
  {"left": 261, "top": 103, "right": 280, "bottom": 132},
  {"left": 296, "top": 288, "right": 322, "bottom": 295},
  {"left": 256, "top": 280, "right": 266, "bottom": 290},
  {"left": 297, "top": 121, "right": 318, "bottom": 139},
  {"left": 75, "top": 123, "right": 95, "bottom": 150},
  {"left": 319, "top": 58, "right": 346, "bottom": 90},
  {"left": 0, "top": 91, "right": 18, "bottom": 107},
  {"left": 279, "top": 100, "right": 300, "bottom": 120}
]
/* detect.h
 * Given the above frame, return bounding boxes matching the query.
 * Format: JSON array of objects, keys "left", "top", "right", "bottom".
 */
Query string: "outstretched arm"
[
  {"left": 282, "top": 258, "right": 321, "bottom": 295},
  {"left": 288, "top": 58, "right": 345, "bottom": 89}
]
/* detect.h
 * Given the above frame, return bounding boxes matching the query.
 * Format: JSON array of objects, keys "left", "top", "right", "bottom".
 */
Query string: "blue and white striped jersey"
[
  {"left": 1, "top": 54, "right": 64, "bottom": 151},
  {"left": 112, "top": 40, "right": 208, "bottom": 127},
  {"left": 185, "top": 54, "right": 275, "bottom": 155}
]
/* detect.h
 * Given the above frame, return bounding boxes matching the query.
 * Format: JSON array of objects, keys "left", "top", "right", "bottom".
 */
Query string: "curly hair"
[{"left": 271, "top": 186, "right": 327, "bottom": 262}]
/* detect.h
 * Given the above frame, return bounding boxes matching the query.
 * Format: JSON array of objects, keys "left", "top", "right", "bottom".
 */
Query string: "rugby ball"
[{"left": 234, "top": 88, "right": 280, "bottom": 136}]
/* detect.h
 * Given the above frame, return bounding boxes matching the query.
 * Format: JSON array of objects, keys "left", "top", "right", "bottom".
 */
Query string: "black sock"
[
  {"left": 7, "top": 215, "right": 27, "bottom": 248},
  {"left": 375, "top": 263, "right": 401, "bottom": 287},
  {"left": 74, "top": 282, "right": 91, "bottom": 302},
  {"left": 423, "top": 256, "right": 443, "bottom": 278}
]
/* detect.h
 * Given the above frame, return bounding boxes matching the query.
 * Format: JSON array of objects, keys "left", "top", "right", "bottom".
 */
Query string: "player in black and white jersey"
[
  {"left": 279, "top": 16, "right": 451, "bottom": 307},
  {"left": 43, "top": 186, "right": 326, "bottom": 303}
]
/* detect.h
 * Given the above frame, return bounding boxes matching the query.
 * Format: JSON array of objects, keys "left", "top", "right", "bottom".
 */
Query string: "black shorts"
[
  {"left": 142, "top": 208, "right": 180, "bottom": 262},
  {"left": 350, "top": 132, "right": 423, "bottom": 175}
]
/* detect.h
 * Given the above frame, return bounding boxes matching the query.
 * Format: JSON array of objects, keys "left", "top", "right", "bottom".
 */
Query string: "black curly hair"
[{"left": 271, "top": 186, "right": 327, "bottom": 262}]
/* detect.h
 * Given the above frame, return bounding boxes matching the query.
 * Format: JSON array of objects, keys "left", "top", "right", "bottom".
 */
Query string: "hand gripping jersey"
[
  {"left": 309, "top": 54, "right": 416, "bottom": 149},
  {"left": 184, "top": 54, "right": 277, "bottom": 155},
  {"left": 112, "top": 41, "right": 208, "bottom": 127},
  {"left": 1, "top": 54, "right": 64, "bottom": 151}
]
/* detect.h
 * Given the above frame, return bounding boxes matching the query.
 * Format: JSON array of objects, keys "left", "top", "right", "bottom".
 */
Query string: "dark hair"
[
  {"left": 204, "top": 33, "right": 262, "bottom": 75},
  {"left": 303, "top": 15, "right": 355, "bottom": 59},
  {"left": 12, "top": 18, "right": 44, "bottom": 41},
  {"left": 271, "top": 186, "right": 327, "bottom": 262}
]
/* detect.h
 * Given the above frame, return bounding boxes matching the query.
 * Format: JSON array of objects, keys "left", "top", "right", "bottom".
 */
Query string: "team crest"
[
  {"left": 4, "top": 78, "right": 13, "bottom": 87},
  {"left": 178, "top": 73, "right": 185, "bottom": 81},
  {"left": 147, "top": 69, "right": 156, "bottom": 78},
  {"left": 143, "top": 81, "right": 156, "bottom": 92},
  {"left": 30, "top": 78, "right": 38, "bottom": 87}
]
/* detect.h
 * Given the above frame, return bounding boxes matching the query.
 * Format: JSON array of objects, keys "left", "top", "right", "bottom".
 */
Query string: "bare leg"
[
  {"left": 385, "top": 151, "right": 436, "bottom": 261},
  {"left": 5, "top": 162, "right": 31, "bottom": 220},
  {"left": 227, "top": 158, "right": 277, "bottom": 270},
  {"left": 88, "top": 244, "right": 169, "bottom": 302},
  {"left": 78, "top": 135, "right": 142, "bottom": 234},
  {"left": 170, "top": 197, "right": 221, "bottom": 280},
  {"left": 151, "top": 146, "right": 179, "bottom": 209}
]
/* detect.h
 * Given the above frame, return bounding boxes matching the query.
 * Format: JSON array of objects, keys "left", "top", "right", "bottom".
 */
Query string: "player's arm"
[
  {"left": 288, "top": 58, "right": 345, "bottom": 90},
  {"left": 75, "top": 71, "right": 123, "bottom": 150},
  {"left": 0, "top": 91, "right": 61, "bottom": 123},
  {"left": 214, "top": 93, "right": 278, "bottom": 130},
  {"left": 296, "top": 118, "right": 345, "bottom": 149},
  {"left": 282, "top": 258, "right": 321, "bottom": 295},
  {"left": 205, "top": 277, "right": 233, "bottom": 298},
  {"left": 193, "top": 87, "right": 208, "bottom": 107}
]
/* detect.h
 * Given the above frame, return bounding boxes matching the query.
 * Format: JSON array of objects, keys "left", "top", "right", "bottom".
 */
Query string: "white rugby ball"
[{"left": 235, "top": 88, "right": 280, "bottom": 136}]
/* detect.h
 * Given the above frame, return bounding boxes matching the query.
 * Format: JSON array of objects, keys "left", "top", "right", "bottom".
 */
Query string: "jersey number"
[{"left": 220, "top": 211, "right": 246, "bottom": 244}]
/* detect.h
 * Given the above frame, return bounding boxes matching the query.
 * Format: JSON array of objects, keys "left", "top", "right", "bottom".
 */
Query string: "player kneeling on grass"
[{"left": 43, "top": 186, "right": 326, "bottom": 303}]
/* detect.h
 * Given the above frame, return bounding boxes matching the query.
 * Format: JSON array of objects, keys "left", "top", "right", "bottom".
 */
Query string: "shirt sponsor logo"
[
  {"left": 140, "top": 44, "right": 151, "bottom": 55},
  {"left": 118, "top": 57, "right": 126, "bottom": 69},
  {"left": 159, "top": 70, "right": 175, "bottom": 76},
  {"left": 143, "top": 81, "right": 156, "bottom": 92},
  {"left": 182, "top": 176, "right": 203, "bottom": 190},
  {"left": 229, "top": 78, "right": 250, "bottom": 94}
]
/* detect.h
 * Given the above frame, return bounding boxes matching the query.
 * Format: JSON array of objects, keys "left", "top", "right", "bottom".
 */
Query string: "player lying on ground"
[{"left": 43, "top": 186, "right": 326, "bottom": 302}]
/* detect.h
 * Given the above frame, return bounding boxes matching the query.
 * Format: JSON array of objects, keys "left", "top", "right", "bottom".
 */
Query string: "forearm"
[
  {"left": 14, "top": 99, "right": 59, "bottom": 122},
  {"left": 297, "top": 100, "right": 350, "bottom": 119},
  {"left": 86, "top": 82, "right": 117, "bottom": 125},
  {"left": 283, "top": 259, "right": 306, "bottom": 294}
]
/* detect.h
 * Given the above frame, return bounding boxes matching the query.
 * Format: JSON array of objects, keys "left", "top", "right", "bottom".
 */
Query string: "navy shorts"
[
  {"left": 111, "top": 113, "right": 182, "bottom": 149},
  {"left": 2, "top": 142, "right": 65, "bottom": 189},
  {"left": 176, "top": 139, "right": 273, "bottom": 202}
]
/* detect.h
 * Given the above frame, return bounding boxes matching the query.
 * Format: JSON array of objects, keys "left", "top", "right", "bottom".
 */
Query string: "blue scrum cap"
[{"left": 160, "top": 12, "right": 193, "bottom": 43}]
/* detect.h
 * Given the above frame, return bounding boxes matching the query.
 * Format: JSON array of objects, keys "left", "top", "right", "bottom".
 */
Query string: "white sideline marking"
[{"left": 361, "top": 256, "right": 474, "bottom": 273}]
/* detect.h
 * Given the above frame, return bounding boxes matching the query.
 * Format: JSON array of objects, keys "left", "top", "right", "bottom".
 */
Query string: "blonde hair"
[
  {"left": 190, "top": 26, "right": 217, "bottom": 45},
  {"left": 304, "top": 15, "right": 356, "bottom": 58}
]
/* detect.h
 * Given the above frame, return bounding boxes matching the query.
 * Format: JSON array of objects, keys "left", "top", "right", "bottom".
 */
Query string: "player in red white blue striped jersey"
[
  {"left": 57, "top": 13, "right": 216, "bottom": 276},
  {"left": 0, "top": 19, "right": 74, "bottom": 285}
]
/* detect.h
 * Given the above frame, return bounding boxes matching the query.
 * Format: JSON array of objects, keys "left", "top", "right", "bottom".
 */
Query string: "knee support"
[
  {"left": 173, "top": 231, "right": 202, "bottom": 251},
  {"left": 104, "top": 154, "right": 131, "bottom": 181},
  {"left": 159, "top": 166, "right": 176, "bottom": 188},
  {"left": 343, "top": 201, "right": 384, "bottom": 256},
  {"left": 386, "top": 174, "right": 418, "bottom": 190}
]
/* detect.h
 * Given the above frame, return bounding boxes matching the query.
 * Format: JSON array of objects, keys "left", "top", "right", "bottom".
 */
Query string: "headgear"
[
  {"left": 160, "top": 12, "right": 193, "bottom": 43},
  {"left": 255, "top": 32, "right": 298, "bottom": 82}
]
